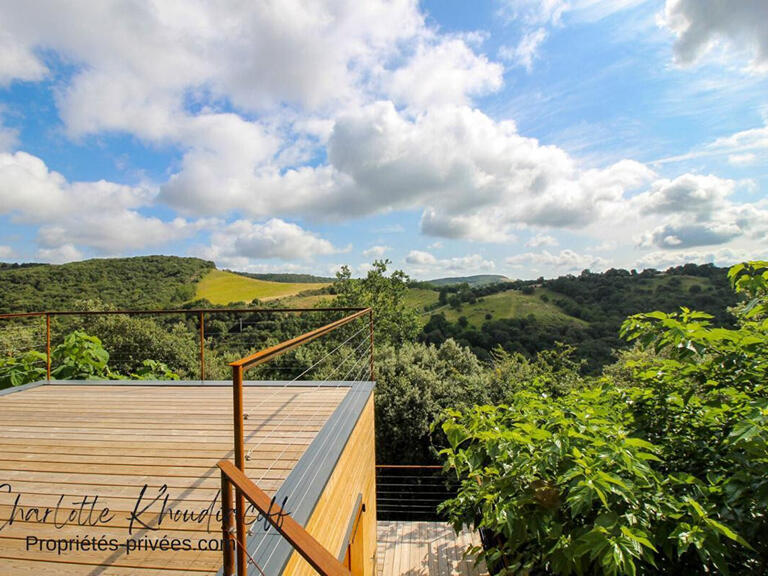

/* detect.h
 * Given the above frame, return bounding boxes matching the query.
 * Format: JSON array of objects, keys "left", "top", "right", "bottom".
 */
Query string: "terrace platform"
[
  {"left": 376, "top": 521, "right": 487, "bottom": 576},
  {"left": 0, "top": 380, "right": 376, "bottom": 576}
]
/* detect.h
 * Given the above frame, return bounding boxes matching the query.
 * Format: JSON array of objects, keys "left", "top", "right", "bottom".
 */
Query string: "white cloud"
[
  {"left": 363, "top": 245, "right": 390, "bottom": 258},
  {"left": 630, "top": 174, "right": 768, "bottom": 250},
  {"left": 636, "top": 247, "right": 763, "bottom": 270},
  {"left": 405, "top": 250, "right": 437, "bottom": 265},
  {"left": 387, "top": 37, "right": 503, "bottom": 108},
  {"left": 526, "top": 233, "right": 559, "bottom": 248},
  {"left": 36, "top": 244, "right": 83, "bottom": 265},
  {"left": 728, "top": 153, "right": 756, "bottom": 166},
  {"left": 0, "top": 30, "right": 47, "bottom": 86},
  {"left": 199, "top": 218, "right": 338, "bottom": 267},
  {"left": 405, "top": 250, "right": 495, "bottom": 277},
  {"left": 506, "top": 249, "right": 608, "bottom": 273},
  {"left": 0, "top": 245, "right": 14, "bottom": 259},
  {"left": 0, "top": 151, "right": 208, "bottom": 254},
  {"left": 634, "top": 173, "right": 734, "bottom": 216},
  {"left": 663, "top": 0, "right": 768, "bottom": 73},
  {"left": 499, "top": 28, "right": 548, "bottom": 71},
  {"left": 497, "top": 0, "right": 568, "bottom": 26}
]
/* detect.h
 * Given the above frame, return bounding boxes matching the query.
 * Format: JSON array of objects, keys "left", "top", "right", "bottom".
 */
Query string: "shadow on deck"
[{"left": 376, "top": 521, "right": 488, "bottom": 576}]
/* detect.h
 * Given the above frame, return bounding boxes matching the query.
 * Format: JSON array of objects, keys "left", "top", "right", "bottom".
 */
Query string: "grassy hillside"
[
  {"left": 236, "top": 272, "right": 334, "bottom": 283},
  {"left": 0, "top": 256, "right": 214, "bottom": 312},
  {"left": 195, "top": 269, "right": 329, "bottom": 305},
  {"left": 441, "top": 288, "right": 587, "bottom": 326}
]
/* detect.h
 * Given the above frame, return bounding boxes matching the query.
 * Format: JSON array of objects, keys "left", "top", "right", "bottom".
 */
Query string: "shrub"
[{"left": 439, "top": 261, "right": 768, "bottom": 574}]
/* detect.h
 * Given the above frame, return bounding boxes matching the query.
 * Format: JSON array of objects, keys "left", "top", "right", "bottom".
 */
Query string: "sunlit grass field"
[{"left": 194, "top": 269, "right": 329, "bottom": 305}]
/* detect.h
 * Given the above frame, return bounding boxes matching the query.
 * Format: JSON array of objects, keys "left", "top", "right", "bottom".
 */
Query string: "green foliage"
[
  {"left": 421, "top": 263, "right": 737, "bottom": 373},
  {"left": 373, "top": 339, "right": 491, "bottom": 464},
  {"left": 0, "top": 256, "right": 214, "bottom": 311},
  {"left": 0, "top": 351, "right": 46, "bottom": 388},
  {"left": 50, "top": 331, "right": 111, "bottom": 379},
  {"left": 131, "top": 359, "right": 180, "bottom": 380},
  {"left": 490, "top": 343, "right": 585, "bottom": 400},
  {"left": 439, "top": 261, "right": 767, "bottom": 575},
  {"left": 333, "top": 259, "right": 419, "bottom": 345},
  {"left": 0, "top": 328, "right": 182, "bottom": 386},
  {"left": 71, "top": 308, "right": 200, "bottom": 378}
]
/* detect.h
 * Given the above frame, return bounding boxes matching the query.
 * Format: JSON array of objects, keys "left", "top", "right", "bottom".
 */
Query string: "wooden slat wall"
[{"left": 283, "top": 394, "right": 376, "bottom": 576}]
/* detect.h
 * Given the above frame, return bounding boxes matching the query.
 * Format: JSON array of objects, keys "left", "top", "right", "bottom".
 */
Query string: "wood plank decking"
[
  {"left": 376, "top": 521, "right": 487, "bottom": 576},
  {"left": 0, "top": 382, "right": 349, "bottom": 575}
]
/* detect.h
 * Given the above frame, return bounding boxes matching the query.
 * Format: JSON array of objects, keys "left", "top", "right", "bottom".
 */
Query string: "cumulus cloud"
[
  {"left": 634, "top": 173, "right": 734, "bottom": 215},
  {"left": 199, "top": 219, "right": 338, "bottom": 269},
  {"left": 405, "top": 250, "right": 495, "bottom": 277},
  {"left": 0, "top": 151, "right": 208, "bottom": 255},
  {"left": 636, "top": 247, "right": 763, "bottom": 270},
  {"left": 506, "top": 249, "right": 608, "bottom": 273},
  {"left": 363, "top": 245, "right": 390, "bottom": 258},
  {"left": 36, "top": 244, "right": 83, "bottom": 265},
  {"left": 630, "top": 174, "right": 768, "bottom": 250},
  {"left": 526, "top": 233, "right": 559, "bottom": 248},
  {"left": 663, "top": 0, "right": 768, "bottom": 72},
  {"left": 387, "top": 37, "right": 503, "bottom": 108},
  {"left": 0, "top": 245, "right": 14, "bottom": 259}
]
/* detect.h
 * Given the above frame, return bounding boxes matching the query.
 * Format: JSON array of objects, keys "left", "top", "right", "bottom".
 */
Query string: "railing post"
[
  {"left": 221, "top": 470, "right": 235, "bottom": 576},
  {"left": 232, "top": 364, "right": 247, "bottom": 576},
  {"left": 46, "top": 313, "right": 51, "bottom": 381},
  {"left": 368, "top": 310, "right": 374, "bottom": 382},
  {"left": 199, "top": 311, "right": 205, "bottom": 381}
]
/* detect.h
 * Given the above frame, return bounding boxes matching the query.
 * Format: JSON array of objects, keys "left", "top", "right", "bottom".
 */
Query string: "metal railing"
[
  {"left": 221, "top": 307, "right": 373, "bottom": 576},
  {"left": 376, "top": 465, "right": 457, "bottom": 521},
  {"left": 1, "top": 305, "right": 375, "bottom": 575},
  {"left": 0, "top": 306, "right": 366, "bottom": 382}
]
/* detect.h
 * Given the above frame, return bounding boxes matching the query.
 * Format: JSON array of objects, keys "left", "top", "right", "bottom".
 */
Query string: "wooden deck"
[
  {"left": 376, "top": 521, "right": 487, "bottom": 576},
  {"left": 0, "top": 381, "right": 350, "bottom": 575}
]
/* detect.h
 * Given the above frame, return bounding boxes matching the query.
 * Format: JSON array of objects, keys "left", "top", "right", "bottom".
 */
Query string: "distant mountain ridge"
[{"left": 426, "top": 274, "right": 510, "bottom": 287}]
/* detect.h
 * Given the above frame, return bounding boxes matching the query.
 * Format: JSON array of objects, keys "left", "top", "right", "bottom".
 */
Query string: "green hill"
[
  {"left": 427, "top": 274, "right": 510, "bottom": 287},
  {"left": 418, "top": 264, "right": 739, "bottom": 372},
  {"left": 194, "top": 269, "right": 330, "bottom": 305},
  {"left": 0, "top": 256, "right": 214, "bottom": 312}
]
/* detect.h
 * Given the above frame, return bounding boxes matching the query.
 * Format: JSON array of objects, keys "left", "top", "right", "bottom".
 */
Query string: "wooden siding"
[
  {"left": 0, "top": 383, "right": 349, "bottom": 576},
  {"left": 283, "top": 394, "right": 376, "bottom": 576}
]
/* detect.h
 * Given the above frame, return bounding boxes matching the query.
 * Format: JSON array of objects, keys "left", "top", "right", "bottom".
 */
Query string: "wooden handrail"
[
  {"left": 218, "top": 459, "right": 352, "bottom": 576},
  {"left": 229, "top": 308, "right": 372, "bottom": 369}
]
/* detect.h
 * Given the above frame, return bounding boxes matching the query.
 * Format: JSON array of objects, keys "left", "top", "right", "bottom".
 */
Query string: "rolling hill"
[
  {"left": 0, "top": 256, "right": 214, "bottom": 311},
  {"left": 426, "top": 274, "right": 510, "bottom": 287},
  {"left": 194, "top": 269, "right": 329, "bottom": 305}
]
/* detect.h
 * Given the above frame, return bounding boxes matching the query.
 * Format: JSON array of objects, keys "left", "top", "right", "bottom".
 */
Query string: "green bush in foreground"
[
  {"left": 0, "top": 330, "right": 180, "bottom": 387},
  {"left": 439, "top": 261, "right": 768, "bottom": 575}
]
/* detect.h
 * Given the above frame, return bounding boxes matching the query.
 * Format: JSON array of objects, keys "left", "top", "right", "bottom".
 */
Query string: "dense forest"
[
  {"left": 0, "top": 256, "right": 214, "bottom": 311},
  {"left": 419, "top": 263, "right": 737, "bottom": 372}
]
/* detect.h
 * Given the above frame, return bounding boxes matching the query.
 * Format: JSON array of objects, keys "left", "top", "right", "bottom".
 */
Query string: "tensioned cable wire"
[
  {"left": 245, "top": 331, "right": 371, "bottom": 471},
  {"left": 244, "top": 337, "right": 371, "bottom": 562},
  {"left": 240, "top": 323, "right": 370, "bottom": 450},
  {"left": 255, "top": 352, "right": 372, "bottom": 569},
  {"left": 252, "top": 346, "right": 370, "bottom": 524},
  {"left": 242, "top": 346, "right": 367, "bottom": 563}
]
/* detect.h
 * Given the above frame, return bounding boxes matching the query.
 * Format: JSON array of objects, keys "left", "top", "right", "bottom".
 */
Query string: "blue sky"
[{"left": 0, "top": 0, "right": 766, "bottom": 279}]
